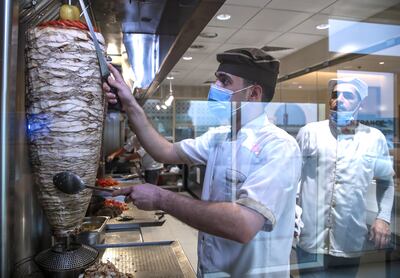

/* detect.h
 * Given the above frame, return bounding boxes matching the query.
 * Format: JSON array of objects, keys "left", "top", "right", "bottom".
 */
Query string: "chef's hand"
[
  {"left": 103, "top": 64, "right": 136, "bottom": 107},
  {"left": 369, "top": 218, "right": 391, "bottom": 249},
  {"left": 106, "top": 153, "right": 116, "bottom": 162},
  {"left": 112, "top": 183, "right": 163, "bottom": 211}
]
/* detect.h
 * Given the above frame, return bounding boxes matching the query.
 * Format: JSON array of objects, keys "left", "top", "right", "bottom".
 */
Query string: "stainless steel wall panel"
[
  {"left": 1, "top": 0, "right": 16, "bottom": 276},
  {"left": 1, "top": 0, "right": 52, "bottom": 276}
]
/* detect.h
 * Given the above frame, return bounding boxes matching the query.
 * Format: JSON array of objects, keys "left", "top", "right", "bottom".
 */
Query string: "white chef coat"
[
  {"left": 137, "top": 147, "right": 163, "bottom": 171},
  {"left": 123, "top": 135, "right": 137, "bottom": 153},
  {"left": 297, "top": 120, "right": 394, "bottom": 258},
  {"left": 174, "top": 114, "right": 301, "bottom": 277}
]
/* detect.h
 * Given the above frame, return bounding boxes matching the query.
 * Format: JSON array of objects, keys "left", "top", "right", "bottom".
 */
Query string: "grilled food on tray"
[{"left": 83, "top": 261, "right": 134, "bottom": 278}]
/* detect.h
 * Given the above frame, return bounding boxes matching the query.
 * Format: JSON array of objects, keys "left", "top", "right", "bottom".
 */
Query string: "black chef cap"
[{"left": 216, "top": 48, "right": 280, "bottom": 102}]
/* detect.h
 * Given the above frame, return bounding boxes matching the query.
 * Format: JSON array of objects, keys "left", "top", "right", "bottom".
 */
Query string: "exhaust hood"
[
  {"left": 18, "top": 0, "right": 225, "bottom": 101},
  {"left": 90, "top": 0, "right": 225, "bottom": 101}
]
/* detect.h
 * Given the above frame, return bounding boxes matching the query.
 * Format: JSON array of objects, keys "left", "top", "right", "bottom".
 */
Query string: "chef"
[
  {"left": 103, "top": 48, "right": 301, "bottom": 277},
  {"left": 296, "top": 78, "right": 394, "bottom": 277},
  {"left": 107, "top": 133, "right": 163, "bottom": 184}
]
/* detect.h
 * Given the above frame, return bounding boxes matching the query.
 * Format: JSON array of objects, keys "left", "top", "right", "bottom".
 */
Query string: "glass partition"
[
  {"left": 175, "top": 100, "right": 220, "bottom": 141},
  {"left": 142, "top": 99, "right": 173, "bottom": 138},
  {"left": 116, "top": 2, "right": 400, "bottom": 277}
]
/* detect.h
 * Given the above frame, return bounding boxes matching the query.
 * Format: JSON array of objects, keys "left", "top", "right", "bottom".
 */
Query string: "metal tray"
[
  {"left": 104, "top": 229, "right": 143, "bottom": 244},
  {"left": 106, "top": 206, "right": 166, "bottom": 230},
  {"left": 111, "top": 173, "right": 140, "bottom": 180},
  {"left": 76, "top": 216, "right": 109, "bottom": 246},
  {"left": 96, "top": 241, "right": 196, "bottom": 278}
]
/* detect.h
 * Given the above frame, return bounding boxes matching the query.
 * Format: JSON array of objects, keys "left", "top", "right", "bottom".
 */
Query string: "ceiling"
[
  {"left": 166, "top": 0, "right": 400, "bottom": 87},
  {"left": 275, "top": 51, "right": 400, "bottom": 99}
]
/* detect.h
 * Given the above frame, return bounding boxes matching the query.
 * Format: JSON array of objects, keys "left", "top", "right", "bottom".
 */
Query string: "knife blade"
[
  {"left": 78, "top": 0, "right": 122, "bottom": 110},
  {"left": 78, "top": 0, "right": 109, "bottom": 78}
]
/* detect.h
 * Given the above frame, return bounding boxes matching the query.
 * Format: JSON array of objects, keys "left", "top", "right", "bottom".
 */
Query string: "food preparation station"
[
  {"left": 0, "top": 0, "right": 220, "bottom": 276},
  {"left": 2, "top": 0, "right": 400, "bottom": 277}
]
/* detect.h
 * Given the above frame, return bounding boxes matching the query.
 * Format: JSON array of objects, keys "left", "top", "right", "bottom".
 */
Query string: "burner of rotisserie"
[{"left": 35, "top": 242, "right": 98, "bottom": 272}]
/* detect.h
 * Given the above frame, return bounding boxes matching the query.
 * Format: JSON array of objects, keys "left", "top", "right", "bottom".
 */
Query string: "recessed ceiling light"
[
  {"left": 183, "top": 56, "right": 193, "bottom": 61},
  {"left": 199, "top": 32, "right": 218, "bottom": 39},
  {"left": 217, "top": 14, "right": 231, "bottom": 21},
  {"left": 379, "top": 61, "right": 385, "bottom": 65},
  {"left": 166, "top": 76, "right": 174, "bottom": 80},
  {"left": 316, "top": 23, "right": 330, "bottom": 30},
  {"left": 298, "top": 85, "right": 303, "bottom": 89}
]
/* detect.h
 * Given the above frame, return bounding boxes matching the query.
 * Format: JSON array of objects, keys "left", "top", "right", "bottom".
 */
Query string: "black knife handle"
[{"left": 105, "top": 78, "right": 122, "bottom": 111}]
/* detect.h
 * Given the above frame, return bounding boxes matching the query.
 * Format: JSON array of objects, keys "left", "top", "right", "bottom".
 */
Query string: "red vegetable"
[
  {"left": 104, "top": 199, "right": 129, "bottom": 211},
  {"left": 96, "top": 177, "right": 119, "bottom": 187},
  {"left": 37, "top": 20, "right": 97, "bottom": 31}
]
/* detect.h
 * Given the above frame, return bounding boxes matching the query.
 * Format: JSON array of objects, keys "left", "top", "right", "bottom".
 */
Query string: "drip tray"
[
  {"left": 106, "top": 206, "right": 165, "bottom": 230},
  {"left": 96, "top": 241, "right": 195, "bottom": 278},
  {"left": 105, "top": 229, "right": 143, "bottom": 244}
]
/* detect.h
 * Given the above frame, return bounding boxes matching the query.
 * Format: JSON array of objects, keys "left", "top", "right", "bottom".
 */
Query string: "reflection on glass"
[
  {"left": 329, "top": 19, "right": 400, "bottom": 56},
  {"left": 175, "top": 100, "right": 220, "bottom": 141},
  {"left": 266, "top": 103, "right": 319, "bottom": 137},
  {"left": 142, "top": 99, "right": 172, "bottom": 137},
  {"left": 295, "top": 76, "right": 395, "bottom": 277},
  {"left": 337, "top": 70, "right": 395, "bottom": 149}
]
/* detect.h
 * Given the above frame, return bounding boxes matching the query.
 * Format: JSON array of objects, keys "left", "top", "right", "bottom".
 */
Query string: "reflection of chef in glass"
[{"left": 296, "top": 78, "right": 394, "bottom": 277}]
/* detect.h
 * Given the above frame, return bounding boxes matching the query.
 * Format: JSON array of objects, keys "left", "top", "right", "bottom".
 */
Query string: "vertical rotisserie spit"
[{"left": 26, "top": 22, "right": 106, "bottom": 238}]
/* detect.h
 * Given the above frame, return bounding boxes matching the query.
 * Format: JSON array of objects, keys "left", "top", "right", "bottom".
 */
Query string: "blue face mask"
[
  {"left": 207, "top": 84, "right": 252, "bottom": 124},
  {"left": 329, "top": 104, "right": 360, "bottom": 126},
  {"left": 329, "top": 110, "right": 354, "bottom": 126}
]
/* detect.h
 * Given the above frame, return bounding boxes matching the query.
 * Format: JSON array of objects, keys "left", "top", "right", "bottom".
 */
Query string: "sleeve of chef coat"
[
  {"left": 295, "top": 125, "right": 315, "bottom": 201},
  {"left": 123, "top": 136, "right": 135, "bottom": 152},
  {"left": 235, "top": 137, "right": 302, "bottom": 230},
  {"left": 173, "top": 129, "right": 216, "bottom": 166},
  {"left": 374, "top": 130, "right": 395, "bottom": 180},
  {"left": 374, "top": 130, "right": 395, "bottom": 223},
  {"left": 295, "top": 124, "right": 315, "bottom": 158},
  {"left": 136, "top": 147, "right": 146, "bottom": 158}
]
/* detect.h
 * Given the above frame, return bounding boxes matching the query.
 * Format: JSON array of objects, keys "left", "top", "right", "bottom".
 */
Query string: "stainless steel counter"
[
  {"left": 76, "top": 193, "right": 196, "bottom": 277},
  {"left": 97, "top": 241, "right": 196, "bottom": 278}
]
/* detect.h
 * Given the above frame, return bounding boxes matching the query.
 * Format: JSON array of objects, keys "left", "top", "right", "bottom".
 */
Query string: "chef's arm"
[
  {"left": 124, "top": 152, "right": 141, "bottom": 161},
  {"left": 107, "top": 147, "right": 126, "bottom": 162},
  {"left": 370, "top": 178, "right": 394, "bottom": 248},
  {"left": 375, "top": 178, "right": 394, "bottom": 223},
  {"left": 103, "top": 64, "right": 183, "bottom": 165},
  {"left": 159, "top": 190, "right": 265, "bottom": 244}
]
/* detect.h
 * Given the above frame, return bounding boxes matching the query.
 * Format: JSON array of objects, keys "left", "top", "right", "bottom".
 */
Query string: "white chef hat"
[{"left": 328, "top": 77, "right": 368, "bottom": 100}]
